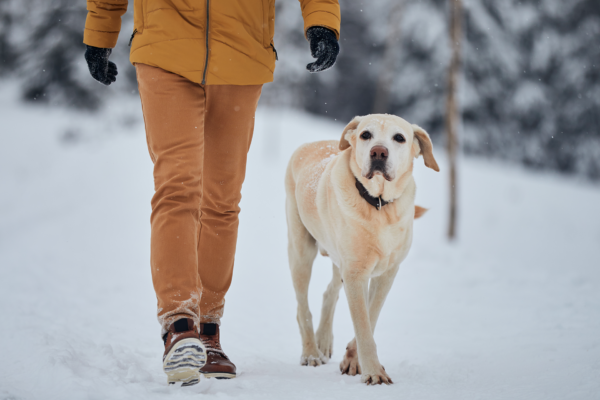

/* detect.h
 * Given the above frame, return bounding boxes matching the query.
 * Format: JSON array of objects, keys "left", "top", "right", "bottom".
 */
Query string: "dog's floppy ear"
[
  {"left": 339, "top": 116, "right": 363, "bottom": 151},
  {"left": 412, "top": 124, "right": 440, "bottom": 172}
]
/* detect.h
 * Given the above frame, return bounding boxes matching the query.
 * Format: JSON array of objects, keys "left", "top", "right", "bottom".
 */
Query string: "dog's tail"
[{"left": 414, "top": 205, "right": 428, "bottom": 219}]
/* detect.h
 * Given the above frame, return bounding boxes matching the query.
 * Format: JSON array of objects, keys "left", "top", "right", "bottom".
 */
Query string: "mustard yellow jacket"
[{"left": 83, "top": 0, "right": 340, "bottom": 85}]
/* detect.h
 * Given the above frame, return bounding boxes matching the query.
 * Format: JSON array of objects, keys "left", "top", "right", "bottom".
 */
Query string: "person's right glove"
[
  {"left": 306, "top": 26, "right": 340, "bottom": 73},
  {"left": 84, "top": 45, "right": 118, "bottom": 86}
]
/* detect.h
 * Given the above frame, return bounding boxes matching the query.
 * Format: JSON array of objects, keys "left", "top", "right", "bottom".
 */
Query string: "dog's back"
[{"left": 285, "top": 140, "right": 340, "bottom": 207}]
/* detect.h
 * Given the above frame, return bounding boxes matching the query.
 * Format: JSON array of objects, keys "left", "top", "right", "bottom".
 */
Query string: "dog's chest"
[
  {"left": 378, "top": 224, "right": 405, "bottom": 253},
  {"left": 371, "top": 222, "right": 411, "bottom": 275}
]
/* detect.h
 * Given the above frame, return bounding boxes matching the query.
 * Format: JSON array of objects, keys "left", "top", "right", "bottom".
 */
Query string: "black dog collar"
[{"left": 355, "top": 178, "right": 389, "bottom": 211}]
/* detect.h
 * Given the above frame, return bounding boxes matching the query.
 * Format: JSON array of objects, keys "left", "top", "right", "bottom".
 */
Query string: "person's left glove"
[
  {"left": 306, "top": 26, "right": 340, "bottom": 73},
  {"left": 84, "top": 45, "right": 118, "bottom": 85}
]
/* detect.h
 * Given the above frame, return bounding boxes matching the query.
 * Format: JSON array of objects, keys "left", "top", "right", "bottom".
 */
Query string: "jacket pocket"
[
  {"left": 133, "top": 0, "right": 144, "bottom": 34},
  {"left": 146, "top": 0, "right": 194, "bottom": 15},
  {"left": 262, "top": 0, "right": 274, "bottom": 47}
]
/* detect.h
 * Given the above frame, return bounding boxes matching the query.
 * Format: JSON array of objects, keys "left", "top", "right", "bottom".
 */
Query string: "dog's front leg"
[
  {"left": 367, "top": 265, "right": 400, "bottom": 332},
  {"left": 342, "top": 269, "right": 392, "bottom": 385}
]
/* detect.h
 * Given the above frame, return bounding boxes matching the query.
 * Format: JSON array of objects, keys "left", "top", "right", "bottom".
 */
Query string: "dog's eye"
[
  {"left": 360, "top": 131, "right": 372, "bottom": 140},
  {"left": 393, "top": 134, "right": 406, "bottom": 143}
]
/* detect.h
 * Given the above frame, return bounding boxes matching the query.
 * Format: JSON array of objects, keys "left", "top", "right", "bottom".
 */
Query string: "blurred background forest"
[{"left": 0, "top": 0, "right": 599, "bottom": 180}]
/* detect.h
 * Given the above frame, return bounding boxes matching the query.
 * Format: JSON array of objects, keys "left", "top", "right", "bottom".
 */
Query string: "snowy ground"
[{"left": 1, "top": 87, "right": 600, "bottom": 400}]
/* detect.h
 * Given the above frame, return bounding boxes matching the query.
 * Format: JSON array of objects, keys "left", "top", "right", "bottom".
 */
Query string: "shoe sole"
[
  {"left": 200, "top": 371, "right": 237, "bottom": 379},
  {"left": 163, "top": 338, "right": 206, "bottom": 386}
]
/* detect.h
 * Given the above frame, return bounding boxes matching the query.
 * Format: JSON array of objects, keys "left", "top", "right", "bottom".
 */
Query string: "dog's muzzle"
[
  {"left": 365, "top": 160, "right": 392, "bottom": 181},
  {"left": 365, "top": 145, "right": 392, "bottom": 180}
]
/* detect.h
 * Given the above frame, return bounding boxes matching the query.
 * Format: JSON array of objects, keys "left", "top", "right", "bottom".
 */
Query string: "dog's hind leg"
[
  {"left": 315, "top": 263, "right": 343, "bottom": 360},
  {"left": 340, "top": 337, "right": 361, "bottom": 376},
  {"left": 286, "top": 199, "right": 325, "bottom": 366}
]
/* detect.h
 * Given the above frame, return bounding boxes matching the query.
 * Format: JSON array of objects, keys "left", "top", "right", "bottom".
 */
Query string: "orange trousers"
[{"left": 136, "top": 64, "right": 262, "bottom": 333}]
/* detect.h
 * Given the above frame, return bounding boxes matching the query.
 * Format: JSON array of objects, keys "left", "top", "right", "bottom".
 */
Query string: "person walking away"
[{"left": 82, "top": 0, "right": 340, "bottom": 386}]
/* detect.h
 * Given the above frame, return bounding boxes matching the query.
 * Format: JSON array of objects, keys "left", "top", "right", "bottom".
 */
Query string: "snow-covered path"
[{"left": 1, "top": 93, "right": 599, "bottom": 399}]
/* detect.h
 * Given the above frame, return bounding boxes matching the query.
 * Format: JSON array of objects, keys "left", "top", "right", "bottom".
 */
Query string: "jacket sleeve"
[
  {"left": 83, "top": 0, "right": 129, "bottom": 49},
  {"left": 298, "top": 0, "right": 341, "bottom": 39}
]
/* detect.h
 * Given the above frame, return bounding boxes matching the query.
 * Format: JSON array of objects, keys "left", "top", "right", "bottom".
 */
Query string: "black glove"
[
  {"left": 84, "top": 45, "right": 118, "bottom": 86},
  {"left": 306, "top": 26, "right": 340, "bottom": 73}
]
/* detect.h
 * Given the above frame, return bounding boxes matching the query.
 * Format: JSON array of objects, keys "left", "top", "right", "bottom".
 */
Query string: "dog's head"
[{"left": 339, "top": 114, "right": 439, "bottom": 181}]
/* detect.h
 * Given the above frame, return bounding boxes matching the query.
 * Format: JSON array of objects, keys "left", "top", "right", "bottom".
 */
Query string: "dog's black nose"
[{"left": 370, "top": 146, "right": 388, "bottom": 160}]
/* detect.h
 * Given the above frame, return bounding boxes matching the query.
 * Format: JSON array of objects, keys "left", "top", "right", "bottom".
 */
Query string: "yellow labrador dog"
[{"left": 285, "top": 114, "right": 439, "bottom": 385}]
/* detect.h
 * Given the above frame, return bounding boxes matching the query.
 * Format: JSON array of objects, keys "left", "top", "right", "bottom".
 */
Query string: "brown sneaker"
[
  {"left": 198, "top": 323, "right": 237, "bottom": 379},
  {"left": 162, "top": 318, "right": 206, "bottom": 386}
]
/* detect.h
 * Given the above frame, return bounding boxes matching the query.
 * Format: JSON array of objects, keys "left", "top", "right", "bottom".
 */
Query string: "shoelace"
[{"left": 200, "top": 336, "right": 228, "bottom": 359}]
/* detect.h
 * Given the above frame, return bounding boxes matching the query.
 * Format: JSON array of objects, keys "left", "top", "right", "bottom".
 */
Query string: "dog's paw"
[
  {"left": 361, "top": 365, "right": 393, "bottom": 385},
  {"left": 300, "top": 350, "right": 328, "bottom": 367},
  {"left": 315, "top": 330, "right": 334, "bottom": 359},
  {"left": 339, "top": 346, "right": 361, "bottom": 376}
]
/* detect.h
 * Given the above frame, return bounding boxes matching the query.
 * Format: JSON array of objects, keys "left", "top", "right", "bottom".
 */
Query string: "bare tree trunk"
[
  {"left": 446, "top": 0, "right": 462, "bottom": 240},
  {"left": 372, "top": 1, "right": 404, "bottom": 114}
]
